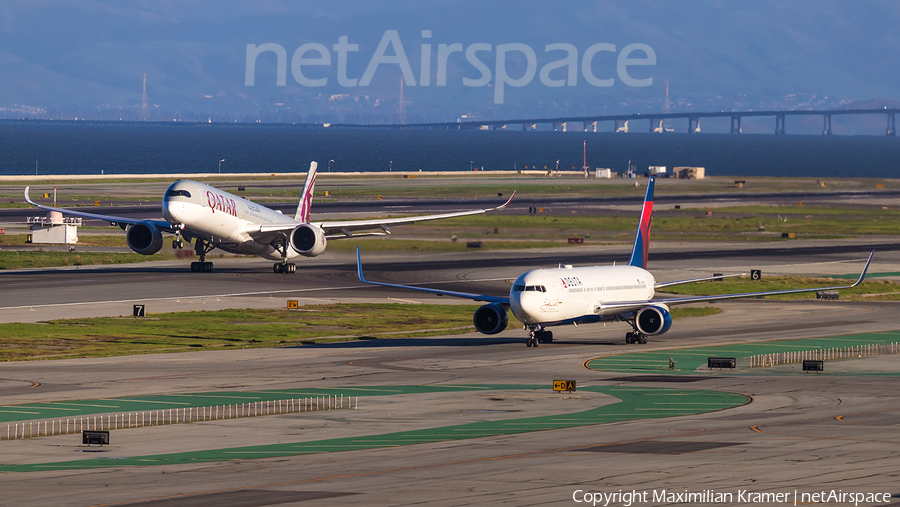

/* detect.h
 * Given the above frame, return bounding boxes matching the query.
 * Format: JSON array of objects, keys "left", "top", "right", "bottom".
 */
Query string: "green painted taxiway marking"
[
  {"left": 0, "top": 385, "right": 505, "bottom": 424},
  {"left": 0, "top": 385, "right": 746, "bottom": 472},
  {"left": 586, "top": 331, "right": 900, "bottom": 375}
]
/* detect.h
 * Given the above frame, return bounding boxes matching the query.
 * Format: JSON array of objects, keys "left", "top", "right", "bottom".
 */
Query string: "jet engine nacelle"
[
  {"left": 289, "top": 224, "right": 327, "bottom": 257},
  {"left": 473, "top": 303, "right": 509, "bottom": 335},
  {"left": 635, "top": 304, "right": 672, "bottom": 336},
  {"left": 126, "top": 221, "right": 164, "bottom": 255}
]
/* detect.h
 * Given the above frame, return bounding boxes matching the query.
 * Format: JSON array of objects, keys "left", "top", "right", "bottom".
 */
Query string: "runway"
[{"left": 0, "top": 245, "right": 898, "bottom": 505}]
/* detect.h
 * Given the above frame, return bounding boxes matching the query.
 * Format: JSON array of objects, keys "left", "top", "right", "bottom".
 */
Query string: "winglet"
[
  {"left": 356, "top": 246, "right": 367, "bottom": 283},
  {"left": 627, "top": 177, "right": 655, "bottom": 269},
  {"left": 295, "top": 161, "right": 318, "bottom": 223},
  {"left": 849, "top": 250, "right": 874, "bottom": 288},
  {"left": 24, "top": 186, "right": 35, "bottom": 206}
]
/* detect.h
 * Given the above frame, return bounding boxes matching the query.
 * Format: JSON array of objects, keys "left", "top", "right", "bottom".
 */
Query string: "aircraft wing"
[
  {"left": 654, "top": 272, "right": 745, "bottom": 289},
  {"left": 320, "top": 192, "right": 516, "bottom": 238},
  {"left": 24, "top": 186, "right": 175, "bottom": 232},
  {"left": 599, "top": 251, "right": 873, "bottom": 313},
  {"left": 356, "top": 248, "right": 510, "bottom": 304}
]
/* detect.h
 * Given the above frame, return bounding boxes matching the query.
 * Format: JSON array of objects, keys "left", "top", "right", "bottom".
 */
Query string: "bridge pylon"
[{"left": 775, "top": 114, "right": 785, "bottom": 135}]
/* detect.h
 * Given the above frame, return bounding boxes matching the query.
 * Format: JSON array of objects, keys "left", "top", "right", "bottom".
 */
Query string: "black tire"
[
  {"left": 625, "top": 332, "right": 633, "bottom": 344},
  {"left": 637, "top": 334, "right": 648, "bottom": 344},
  {"left": 526, "top": 337, "right": 533, "bottom": 347},
  {"left": 274, "top": 263, "right": 283, "bottom": 273},
  {"left": 204, "top": 262, "right": 214, "bottom": 273},
  {"left": 544, "top": 331, "right": 553, "bottom": 343},
  {"left": 190, "top": 262, "right": 199, "bottom": 273},
  {"left": 533, "top": 335, "right": 540, "bottom": 347}
]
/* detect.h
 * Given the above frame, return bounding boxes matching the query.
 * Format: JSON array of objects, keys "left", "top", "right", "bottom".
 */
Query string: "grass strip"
[
  {"left": 0, "top": 304, "right": 479, "bottom": 361},
  {"left": 658, "top": 276, "right": 900, "bottom": 301},
  {"left": 0, "top": 251, "right": 149, "bottom": 269},
  {"left": 0, "top": 303, "right": 723, "bottom": 362}
]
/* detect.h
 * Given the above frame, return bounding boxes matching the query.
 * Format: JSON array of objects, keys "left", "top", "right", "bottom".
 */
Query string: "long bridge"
[
  {"left": 3, "top": 108, "right": 897, "bottom": 136},
  {"left": 334, "top": 108, "right": 899, "bottom": 136}
]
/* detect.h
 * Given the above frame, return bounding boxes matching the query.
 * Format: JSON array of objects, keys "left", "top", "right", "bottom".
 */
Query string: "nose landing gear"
[{"left": 526, "top": 326, "right": 553, "bottom": 347}]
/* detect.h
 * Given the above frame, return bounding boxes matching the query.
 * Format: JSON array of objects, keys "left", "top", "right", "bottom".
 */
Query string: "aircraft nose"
[
  {"left": 163, "top": 201, "right": 183, "bottom": 224},
  {"left": 510, "top": 292, "right": 538, "bottom": 324}
]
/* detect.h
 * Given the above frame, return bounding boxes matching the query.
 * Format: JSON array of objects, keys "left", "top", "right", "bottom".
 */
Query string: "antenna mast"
[
  {"left": 662, "top": 80, "right": 672, "bottom": 132},
  {"left": 582, "top": 140, "right": 588, "bottom": 178},
  {"left": 140, "top": 73, "right": 149, "bottom": 121},
  {"left": 397, "top": 76, "right": 406, "bottom": 125}
]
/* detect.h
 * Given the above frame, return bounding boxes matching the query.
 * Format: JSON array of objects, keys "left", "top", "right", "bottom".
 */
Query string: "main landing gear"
[
  {"left": 625, "top": 332, "right": 648, "bottom": 344},
  {"left": 272, "top": 239, "right": 296, "bottom": 274},
  {"left": 190, "top": 238, "right": 215, "bottom": 273},
  {"left": 273, "top": 263, "right": 296, "bottom": 274},
  {"left": 623, "top": 316, "right": 648, "bottom": 344},
  {"left": 526, "top": 325, "right": 553, "bottom": 347}
]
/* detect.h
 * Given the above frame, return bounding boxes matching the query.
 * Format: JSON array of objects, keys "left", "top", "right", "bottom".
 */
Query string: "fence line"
[
  {"left": 1, "top": 395, "right": 358, "bottom": 441},
  {"left": 748, "top": 342, "right": 899, "bottom": 368}
]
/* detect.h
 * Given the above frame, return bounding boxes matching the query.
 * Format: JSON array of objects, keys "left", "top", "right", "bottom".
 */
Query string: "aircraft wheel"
[
  {"left": 190, "top": 262, "right": 199, "bottom": 273},
  {"left": 286, "top": 263, "right": 296, "bottom": 273},
  {"left": 203, "top": 262, "right": 214, "bottom": 273},
  {"left": 526, "top": 337, "right": 533, "bottom": 347},
  {"left": 274, "top": 263, "right": 284, "bottom": 273},
  {"left": 625, "top": 332, "right": 633, "bottom": 344},
  {"left": 637, "top": 334, "right": 648, "bottom": 345},
  {"left": 532, "top": 335, "right": 540, "bottom": 347},
  {"left": 543, "top": 331, "right": 553, "bottom": 343}
]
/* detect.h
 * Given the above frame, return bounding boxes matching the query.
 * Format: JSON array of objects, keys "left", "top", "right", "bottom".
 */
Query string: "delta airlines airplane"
[
  {"left": 25, "top": 162, "right": 514, "bottom": 273},
  {"left": 358, "top": 177, "right": 873, "bottom": 346}
]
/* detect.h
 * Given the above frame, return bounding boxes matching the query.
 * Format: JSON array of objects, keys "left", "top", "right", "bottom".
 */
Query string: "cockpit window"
[
  {"left": 165, "top": 189, "right": 191, "bottom": 198},
  {"left": 513, "top": 284, "right": 526, "bottom": 292},
  {"left": 523, "top": 285, "right": 546, "bottom": 292}
]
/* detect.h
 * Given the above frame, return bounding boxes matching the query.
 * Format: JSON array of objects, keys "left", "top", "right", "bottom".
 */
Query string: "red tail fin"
[{"left": 295, "top": 161, "right": 318, "bottom": 222}]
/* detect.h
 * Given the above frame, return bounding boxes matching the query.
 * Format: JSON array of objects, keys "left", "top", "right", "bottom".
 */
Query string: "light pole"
[
  {"left": 390, "top": 160, "right": 393, "bottom": 172},
  {"left": 218, "top": 159, "right": 225, "bottom": 173},
  {"left": 328, "top": 159, "right": 334, "bottom": 172},
  {"left": 470, "top": 160, "right": 473, "bottom": 171}
]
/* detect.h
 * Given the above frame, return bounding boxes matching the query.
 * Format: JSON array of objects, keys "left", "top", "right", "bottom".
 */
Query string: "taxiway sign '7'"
[
  {"left": 357, "top": 176, "right": 872, "bottom": 346},
  {"left": 25, "top": 162, "right": 514, "bottom": 273}
]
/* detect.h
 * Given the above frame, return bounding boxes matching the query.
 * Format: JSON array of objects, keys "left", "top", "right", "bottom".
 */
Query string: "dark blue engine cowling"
[
  {"left": 126, "top": 222, "right": 164, "bottom": 255},
  {"left": 473, "top": 304, "right": 509, "bottom": 335},
  {"left": 635, "top": 305, "right": 672, "bottom": 336}
]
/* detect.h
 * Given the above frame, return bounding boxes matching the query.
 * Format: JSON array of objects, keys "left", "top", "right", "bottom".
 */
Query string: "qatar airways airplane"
[
  {"left": 358, "top": 176, "right": 873, "bottom": 346},
  {"left": 25, "top": 162, "right": 514, "bottom": 274}
]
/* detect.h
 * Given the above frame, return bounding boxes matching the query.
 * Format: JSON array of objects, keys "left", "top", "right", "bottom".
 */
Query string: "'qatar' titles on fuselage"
[{"left": 163, "top": 180, "right": 298, "bottom": 260}]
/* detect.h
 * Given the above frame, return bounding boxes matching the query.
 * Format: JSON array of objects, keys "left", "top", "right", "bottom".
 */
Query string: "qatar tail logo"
[{"left": 298, "top": 172, "right": 316, "bottom": 223}]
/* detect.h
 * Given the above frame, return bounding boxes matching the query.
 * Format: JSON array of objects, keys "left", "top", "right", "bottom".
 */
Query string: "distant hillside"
[{"left": 0, "top": 0, "right": 897, "bottom": 123}]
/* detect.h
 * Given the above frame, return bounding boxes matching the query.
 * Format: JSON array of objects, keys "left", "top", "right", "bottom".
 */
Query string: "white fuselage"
[
  {"left": 162, "top": 180, "right": 301, "bottom": 260},
  {"left": 509, "top": 265, "right": 656, "bottom": 325}
]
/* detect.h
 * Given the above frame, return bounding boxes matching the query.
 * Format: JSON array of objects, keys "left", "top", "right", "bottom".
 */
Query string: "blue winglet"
[{"left": 356, "top": 246, "right": 367, "bottom": 282}]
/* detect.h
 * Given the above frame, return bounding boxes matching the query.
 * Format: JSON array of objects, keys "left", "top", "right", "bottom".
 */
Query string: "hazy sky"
[{"left": 0, "top": 1, "right": 897, "bottom": 123}]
